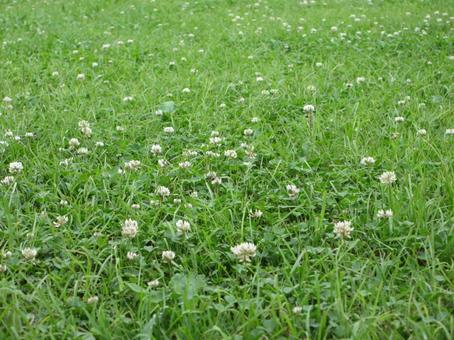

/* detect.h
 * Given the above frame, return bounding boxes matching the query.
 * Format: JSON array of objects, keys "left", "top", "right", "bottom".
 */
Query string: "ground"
[{"left": 0, "top": 0, "right": 453, "bottom": 338}]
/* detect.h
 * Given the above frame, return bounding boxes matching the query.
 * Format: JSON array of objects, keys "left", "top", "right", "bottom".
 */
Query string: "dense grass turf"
[{"left": 1, "top": 0, "right": 453, "bottom": 338}]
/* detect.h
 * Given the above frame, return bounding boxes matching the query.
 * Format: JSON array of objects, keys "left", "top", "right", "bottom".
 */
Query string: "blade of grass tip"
[{"left": 290, "top": 250, "right": 306, "bottom": 275}]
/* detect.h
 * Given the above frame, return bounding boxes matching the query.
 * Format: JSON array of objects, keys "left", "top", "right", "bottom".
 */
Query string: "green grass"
[{"left": 0, "top": 0, "right": 453, "bottom": 338}]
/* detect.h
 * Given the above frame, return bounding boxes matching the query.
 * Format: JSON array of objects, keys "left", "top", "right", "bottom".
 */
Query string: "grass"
[{"left": 0, "top": 0, "right": 453, "bottom": 338}]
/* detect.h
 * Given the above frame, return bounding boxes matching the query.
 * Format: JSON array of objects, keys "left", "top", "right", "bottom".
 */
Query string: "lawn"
[{"left": 0, "top": 0, "right": 453, "bottom": 338}]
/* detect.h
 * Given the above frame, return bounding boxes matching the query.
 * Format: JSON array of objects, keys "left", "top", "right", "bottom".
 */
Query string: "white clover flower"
[
  {"left": 251, "top": 117, "right": 260, "bottom": 123},
  {"left": 394, "top": 116, "right": 405, "bottom": 123},
  {"left": 182, "top": 150, "right": 198, "bottom": 157},
  {"left": 147, "top": 279, "right": 160, "bottom": 288},
  {"left": 69, "top": 138, "right": 80, "bottom": 148},
  {"left": 52, "top": 71, "right": 59, "bottom": 76},
  {"left": 391, "top": 132, "right": 400, "bottom": 140},
  {"left": 378, "top": 171, "right": 397, "bottom": 184},
  {"left": 9, "top": 161, "right": 23, "bottom": 173},
  {"left": 123, "top": 96, "right": 134, "bottom": 102},
  {"left": 116, "top": 126, "right": 125, "bottom": 132},
  {"left": 155, "top": 109, "right": 163, "bottom": 116},
  {"left": 1, "top": 176, "right": 14, "bottom": 185},
  {"left": 60, "top": 158, "right": 72, "bottom": 166},
  {"left": 176, "top": 220, "right": 191, "bottom": 234},
  {"left": 286, "top": 184, "right": 300, "bottom": 198},
  {"left": 333, "top": 221, "right": 354, "bottom": 239},
  {"left": 224, "top": 150, "right": 237, "bottom": 159},
  {"left": 92, "top": 62, "right": 98, "bottom": 68},
  {"left": 356, "top": 76, "right": 366, "bottom": 84},
  {"left": 78, "top": 120, "right": 92, "bottom": 136},
  {"left": 127, "top": 251, "right": 138, "bottom": 260},
  {"left": 157, "top": 186, "right": 170, "bottom": 197},
  {"left": 303, "top": 104, "right": 315, "bottom": 113},
  {"left": 121, "top": 219, "right": 138, "bottom": 238},
  {"left": 0, "top": 264, "right": 6, "bottom": 272},
  {"left": 250, "top": 209, "right": 263, "bottom": 218},
  {"left": 3, "top": 96, "right": 12, "bottom": 103},
  {"left": 158, "top": 159, "right": 169, "bottom": 167},
  {"left": 163, "top": 127, "right": 175, "bottom": 134},
  {"left": 87, "top": 296, "right": 99, "bottom": 304},
  {"left": 76, "top": 73, "right": 85, "bottom": 81},
  {"left": 306, "top": 85, "right": 317, "bottom": 92},
  {"left": 53, "top": 215, "right": 68, "bottom": 228},
  {"left": 211, "top": 176, "right": 222, "bottom": 185},
  {"left": 131, "top": 204, "right": 140, "bottom": 209},
  {"left": 77, "top": 147, "right": 89, "bottom": 155},
  {"left": 210, "top": 136, "right": 223, "bottom": 144},
  {"left": 22, "top": 247, "right": 38, "bottom": 260},
  {"left": 95, "top": 141, "right": 104, "bottom": 147},
  {"left": 445, "top": 129, "right": 454, "bottom": 135},
  {"left": 124, "top": 160, "right": 141, "bottom": 171},
  {"left": 293, "top": 306, "right": 303, "bottom": 314},
  {"left": 162, "top": 250, "right": 176, "bottom": 263},
  {"left": 360, "top": 156, "right": 375, "bottom": 166},
  {"left": 81, "top": 126, "right": 92, "bottom": 136},
  {"left": 205, "top": 151, "right": 220, "bottom": 158},
  {"left": 416, "top": 129, "right": 427, "bottom": 136},
  {"left": 150, "top": 144, "right": 162, "bottom": 155},
  {"left": 182, "top": 88, "right": 191, "bottom": 93},
  {"left": 179, "top": 161, "right": 191, "bottom": 168},
  {"left": 25, "top": 132, "right": 34, "bottom": 138},
  {"left": 243, "top": 128, "right": 254, "bottom": 136},
  {"left": 4, "top": 130, "right": 14, "bottom": 138},
  {"left": 377, "top": 209, "right": 393, "bottom": 219},
  {"left": 256, "top": 76, "right": 264, "bottom": 82},
  {"left": 231, "top": 242, "right": 257, "bottom": 262}
]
